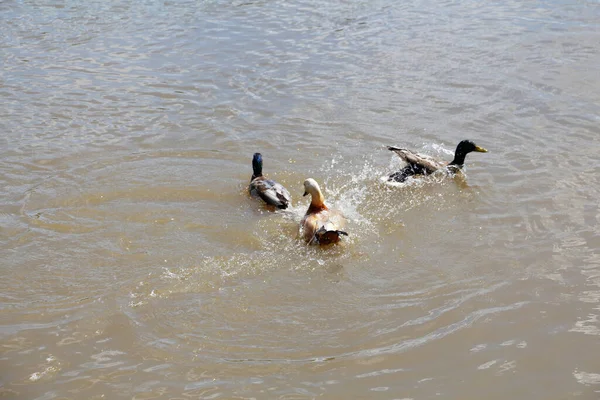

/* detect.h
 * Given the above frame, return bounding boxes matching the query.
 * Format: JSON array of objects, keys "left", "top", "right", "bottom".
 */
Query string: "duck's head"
[
  {"left": 303, "top": 178, "right": 325, "bottom": 207},
  {"left": 456, "top": 140, "right": 487, "bottom": 155},
  {"left": 451, "top": 140, "right": 487, "bottom": 166},
  {"left": 303, "top": 178, "right": 320, "bottom": 197},
  {"left": 252, "top": 152, "right": 263, "bottom": 177}
]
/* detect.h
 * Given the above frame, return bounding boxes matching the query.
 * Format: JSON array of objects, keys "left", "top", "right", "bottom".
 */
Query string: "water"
[{"left": 2, "top": 0, "right": 600, "bottom": 398}]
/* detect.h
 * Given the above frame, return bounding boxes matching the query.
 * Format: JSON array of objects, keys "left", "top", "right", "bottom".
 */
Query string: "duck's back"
[
  {"left": 388, "top": 147, "right": 445, "bottom": 173},
  {"left": 250, "top": 176, "right": 291, "bottom": 209},
  {"left": 302, "top": 208, "right": 347, "bottom": 244}
]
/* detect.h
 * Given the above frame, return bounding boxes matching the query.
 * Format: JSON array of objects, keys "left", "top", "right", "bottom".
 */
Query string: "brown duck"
[{"left": 301, "top": 178, "right": 348, "bottom": 245}]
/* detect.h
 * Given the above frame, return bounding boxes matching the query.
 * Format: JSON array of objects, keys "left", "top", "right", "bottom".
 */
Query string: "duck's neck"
[
  {"left": 449, "top": 151, "right": 467, "bottom": 167},
  {"left": 307, "top": 190, "right": 327, "bottom": 213},
  {"left": 251, "top": 156, "right": 263, "bottom": 181},
  {"left": 251, "top": 166, "right": 263, "bottom": 181}
]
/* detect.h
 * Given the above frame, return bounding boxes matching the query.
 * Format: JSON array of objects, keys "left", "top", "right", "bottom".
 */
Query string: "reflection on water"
[{"left": 2, "top": 0, "right": 600, "bottom": 398}]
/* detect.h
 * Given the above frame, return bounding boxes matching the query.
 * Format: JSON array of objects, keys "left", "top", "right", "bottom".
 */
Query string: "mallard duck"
[
  {"left": 249, "top": 153, "right": 291, "bottom": 209},
  {"left": 387, "top": 140, "right": 487, "bottom": 182},
  {"left": 301, "top": 178, "right": 348, "bottom": 245}
]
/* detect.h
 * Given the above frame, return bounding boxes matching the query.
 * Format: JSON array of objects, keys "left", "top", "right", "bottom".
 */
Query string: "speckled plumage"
[
  {"left": 387, "top": 140, "right": 487, "bottom": 183},
  {"left": 249, "top": 153, "right": 291, "bottom": 209}
]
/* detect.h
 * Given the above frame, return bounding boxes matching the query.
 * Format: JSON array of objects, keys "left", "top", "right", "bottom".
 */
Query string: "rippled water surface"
[{"left": 2, "top": 0, "right": 600, "bottom": 398}]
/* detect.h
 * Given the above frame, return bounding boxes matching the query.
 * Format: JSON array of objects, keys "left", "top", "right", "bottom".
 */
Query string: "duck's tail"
[
  {"left": 388, "top": 168, "right": 410, "bottom": 183},
  {"left": 313, "top": 227, "right": 348, "bottom": 245}
]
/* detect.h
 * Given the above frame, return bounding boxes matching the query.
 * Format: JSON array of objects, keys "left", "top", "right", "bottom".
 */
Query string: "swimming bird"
[
  {"left": 387, "top": 140, "right": 487, "bottom": 183},
  {"left": 301, "top": 178, "right": 348, "bottom": 245},
  {"left": 249, "top": 153, "right": 291, "bottom": 209}
]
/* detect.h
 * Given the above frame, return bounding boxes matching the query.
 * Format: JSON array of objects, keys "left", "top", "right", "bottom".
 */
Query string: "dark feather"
[
  {"left": 387, "top": 146, "right": 444, "bottom": 174},
  {"left": 387, "top": 141, "right": 487, "bottom": 182},
  {"left": 312, "top": 227, "right": 348, "bottom": 245},
  {"left": 250, "top": 177, "right": 291, "bottom": 209}
]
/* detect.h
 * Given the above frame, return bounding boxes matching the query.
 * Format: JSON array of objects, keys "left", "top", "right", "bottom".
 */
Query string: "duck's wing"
[
  {"left": 301, "top": 213, "right": 320, "bottom": 243},
  {"left": 322, "top": 209, "right": 347, "bottom": 232},
  {"left": 387, "top": 146, "right": 445, "bottom": 173},
  {"left": 302, "top": 209, "right": 347, "bottom": 245},
  {"left": 250, "top": 177, "right": 291, "bottom": 209}
]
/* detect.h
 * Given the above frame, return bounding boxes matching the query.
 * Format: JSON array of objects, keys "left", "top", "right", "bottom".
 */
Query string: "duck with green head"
[
  {"left": 387, "top": 140, "right": 488, "bottom": 183},
  {"left": 249, "top": 153, "right": 291, "bottom": 209}
]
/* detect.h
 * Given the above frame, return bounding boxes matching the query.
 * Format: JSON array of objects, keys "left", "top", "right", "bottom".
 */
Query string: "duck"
[
  {"left": 301, "top": 178, "right": 348, "bottom": 245},
  {"left": 249, "top": 153, "right": 291, "bottom": 209},
  {"left": 387, "top": 140, "right": 487, "bottom": 183}
]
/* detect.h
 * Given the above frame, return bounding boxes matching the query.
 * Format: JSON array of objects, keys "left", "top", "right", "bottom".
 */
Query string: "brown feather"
[{"left": 301, "top": 178, "right": 348, "bottom": 245}]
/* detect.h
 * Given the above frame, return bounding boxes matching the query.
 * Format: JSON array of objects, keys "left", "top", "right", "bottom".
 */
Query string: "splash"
[
  {"left": 381, "top": 142, "right": 468, "bottom": 189},
  {"left": 130, "top": 147, "right": 480, "bottom": 299}
]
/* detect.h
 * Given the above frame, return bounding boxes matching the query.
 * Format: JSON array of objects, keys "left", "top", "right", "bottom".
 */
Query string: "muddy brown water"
[{"left": 2, "top": 0, "right": 600, "bottom": 398}]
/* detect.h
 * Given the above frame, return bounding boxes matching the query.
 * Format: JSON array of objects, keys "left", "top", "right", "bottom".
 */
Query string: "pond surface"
[{"left": 1, "top": 0, "right": 600, "bottom": 398}]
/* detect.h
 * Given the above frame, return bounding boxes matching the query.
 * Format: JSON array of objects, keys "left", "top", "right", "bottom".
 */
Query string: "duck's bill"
[
  {"left": 475, "top": 146, "right": 488, "bottom": 153},
  {"left": 303, "top": 191, "right": 308, "bottom": 196}
]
